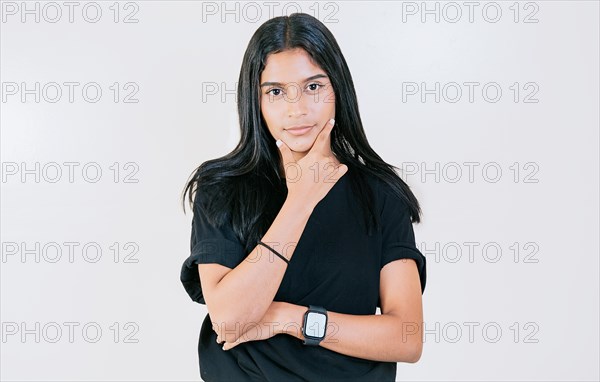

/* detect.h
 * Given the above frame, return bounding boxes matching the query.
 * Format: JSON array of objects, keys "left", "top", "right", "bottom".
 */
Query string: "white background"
[{"left": 1, "top": 1, "right": 598, "bottom": 380}]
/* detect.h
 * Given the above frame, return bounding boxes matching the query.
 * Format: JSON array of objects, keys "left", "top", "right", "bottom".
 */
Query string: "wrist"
[
  {"left": 283, "top": 197, "right": 314, "bottom": 217},
  {"left": 282, "top": 302, "right": 308, "bottom": 340}
]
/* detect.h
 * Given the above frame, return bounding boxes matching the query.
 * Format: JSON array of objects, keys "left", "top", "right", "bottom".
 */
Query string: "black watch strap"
[{"left": 303, "top": 335, "right": 322, "bottom": 346}]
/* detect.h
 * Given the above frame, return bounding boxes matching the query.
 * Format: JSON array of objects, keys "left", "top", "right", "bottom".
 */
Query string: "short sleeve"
[
  {"left": 179, "top": 188, "right": 248, "bottom": 304},
  {"left": 380, "top": 188, "right": 427, "bottom": 294}
]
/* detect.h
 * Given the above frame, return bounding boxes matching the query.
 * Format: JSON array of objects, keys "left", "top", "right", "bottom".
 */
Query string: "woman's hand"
[
  {"left": 277, "top": 118, "right": 348, "bottom": 209},
  {"left": 216, "top": 301, "right": 289, "bottom": 351}
]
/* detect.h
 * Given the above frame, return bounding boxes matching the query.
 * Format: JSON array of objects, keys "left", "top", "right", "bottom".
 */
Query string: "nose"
[{"left": 286, "top": 83, "right": 308, "bottom": 118}]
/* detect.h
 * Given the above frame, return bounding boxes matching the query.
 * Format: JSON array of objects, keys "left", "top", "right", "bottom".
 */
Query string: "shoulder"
[
  {"left": 192, "top": 182, "right": 216, "bottom": 211},
  {"left": 362, "top": 171, "right": 410, "bottom": 214},
  {"left": 194, "top": 175, "right": 242, "bottom": 205},
  {"left": 192, "top": 177, "right": 237, "bottom": 220}
]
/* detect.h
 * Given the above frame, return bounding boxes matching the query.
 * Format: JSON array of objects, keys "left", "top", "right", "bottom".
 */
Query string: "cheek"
[
  {"left": 260, "top": 99, "right": 283, "bottom": 135},
  {"left": 312, "top": 91, "right": 335, "bottom": 115},
  {"left": 260, "top": 98, "right": 274, "bottom": 120},
  {"left": 261, "top": 94, "right": 284, "bottom": 114}
]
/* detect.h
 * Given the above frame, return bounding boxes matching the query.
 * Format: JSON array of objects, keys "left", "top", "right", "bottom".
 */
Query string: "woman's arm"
[
  {"left": 221, "top": 259, "right": 424, "bottom": 363},
  {"left": 200, "top": 198, "right": 313, "bottom": 343},
  {"left": 284, "top": 259, "right": 424, "bottom": 363}
]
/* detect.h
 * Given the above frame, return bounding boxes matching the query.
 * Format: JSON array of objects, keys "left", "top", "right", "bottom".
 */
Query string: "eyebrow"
[{"left": 260, "top": 74, "right": 328, "bottom": 88}]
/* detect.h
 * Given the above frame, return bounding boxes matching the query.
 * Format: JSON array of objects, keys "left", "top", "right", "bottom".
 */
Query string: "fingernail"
[
  {"left": 276, "top": 139, "right": 282, "bottom": 147},
  {"left": 329, "top": 118, "right": 335, "bottom": 126}
]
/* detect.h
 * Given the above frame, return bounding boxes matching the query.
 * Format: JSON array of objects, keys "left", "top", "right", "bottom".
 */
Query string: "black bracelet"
[{"left": 257, "top": 241, "right": 289, "bottom": 264}]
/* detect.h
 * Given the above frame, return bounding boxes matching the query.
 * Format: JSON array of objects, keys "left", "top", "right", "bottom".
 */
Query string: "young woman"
[{"left": 180, "top": 12, "right": 427, "bottom": 381}]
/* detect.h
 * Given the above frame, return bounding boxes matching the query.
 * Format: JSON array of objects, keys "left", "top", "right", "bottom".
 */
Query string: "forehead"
[{"left": 260, "top": 48, "right": 326, "bottom": 82}]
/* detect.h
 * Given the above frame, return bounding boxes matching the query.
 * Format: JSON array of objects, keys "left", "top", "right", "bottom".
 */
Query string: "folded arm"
[
  {"left": 219, "top": 258, "right": 424, "bottom": 363},
  {"left": 288, "top": 259, "right": 423, "bottom": 362}
]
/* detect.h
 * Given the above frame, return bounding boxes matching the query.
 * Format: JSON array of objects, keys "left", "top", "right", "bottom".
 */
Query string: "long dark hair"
[{"left": 181, "top": 13, "right": 421, "bottom": 254}]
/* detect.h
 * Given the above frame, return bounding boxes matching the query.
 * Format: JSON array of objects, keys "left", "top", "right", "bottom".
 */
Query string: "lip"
[{"left": 285, "top": 124, "right": 314, "bottom": 136}]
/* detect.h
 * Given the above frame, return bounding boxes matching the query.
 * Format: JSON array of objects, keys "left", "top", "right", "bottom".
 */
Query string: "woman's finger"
[{"left": 223, "top": 339, "right": 239, "bottom": 351}]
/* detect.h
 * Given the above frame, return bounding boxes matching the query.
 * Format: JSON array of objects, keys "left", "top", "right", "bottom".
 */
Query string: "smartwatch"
[{"left": 301, "top": 305, "right": 328, "bottom": 346}]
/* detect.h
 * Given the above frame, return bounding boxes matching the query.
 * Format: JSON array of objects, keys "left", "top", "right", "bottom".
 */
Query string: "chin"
[
  {"left": 289, "top": 138, "right": 317, "bottom": 151},
  {"left": 289, "top": 145, "right": 311, "bottom": 154}
]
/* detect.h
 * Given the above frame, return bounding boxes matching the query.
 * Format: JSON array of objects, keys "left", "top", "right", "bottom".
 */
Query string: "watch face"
[{"left": 305, "top": 312, "right": 327, "bottom": 338}]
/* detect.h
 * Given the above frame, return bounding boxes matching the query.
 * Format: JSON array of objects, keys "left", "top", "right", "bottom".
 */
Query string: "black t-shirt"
[{"left": 180, "top": 171, "right": 427, "bottom": 381}]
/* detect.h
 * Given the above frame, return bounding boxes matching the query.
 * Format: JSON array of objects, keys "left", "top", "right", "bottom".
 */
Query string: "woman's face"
[{"left": 259, "top": 48, "right": 336, "bottom": 162}]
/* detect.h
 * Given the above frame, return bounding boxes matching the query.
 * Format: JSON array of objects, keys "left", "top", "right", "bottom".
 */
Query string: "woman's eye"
[
  {"left": 307, "top": 83, "right": 323, "bottom": 92},
  {"left": 266, "top": 88, "right": 282, "bottom": 96}
]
